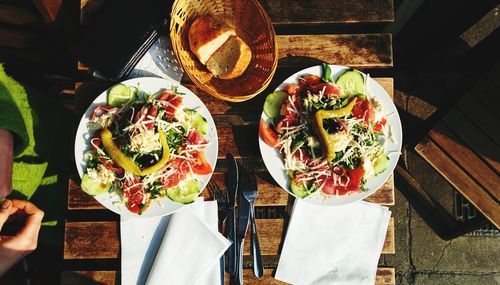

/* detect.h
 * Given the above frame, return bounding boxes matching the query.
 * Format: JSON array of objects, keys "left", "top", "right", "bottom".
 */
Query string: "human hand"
[
  {"left": 0, "top": 129, "right": 13, "bottom": 199},
  {"left": 0, "top": 199, "right": 44, "bottom": 277}
]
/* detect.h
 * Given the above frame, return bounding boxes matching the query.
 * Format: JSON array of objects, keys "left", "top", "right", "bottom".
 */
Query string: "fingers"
[
  {"left": 0, "top": 199, "right": 16, "bottom": 232},
  {"left": 10, "top": 200, "right": 44, "bottom": 243}
]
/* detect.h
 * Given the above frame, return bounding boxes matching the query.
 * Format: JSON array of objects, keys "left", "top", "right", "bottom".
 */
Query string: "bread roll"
[
  {"left": 188, "top": 16, "right": 236, "bottom": 65},
  {"left": 206, "top": 36, "right": 252, "bottom": 79}
]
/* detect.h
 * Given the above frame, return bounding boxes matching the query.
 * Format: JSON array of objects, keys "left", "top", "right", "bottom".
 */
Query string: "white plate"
[
  {"left": 74, "top": 77, "right": 218, "bottom": 218},
  {"left": 259, "top": 65, "right": 402, "bottom": 205}
]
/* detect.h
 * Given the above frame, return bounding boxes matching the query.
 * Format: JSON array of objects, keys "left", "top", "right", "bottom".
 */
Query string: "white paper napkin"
[
  {"left": 146, "top": 199, "right": 230, "bottom": 285},
  {"left": 275, "top": 199, "right": 391, "bottom": 285},
  {"left": 121, "top": 199, "right": 230, "bottom": 285}
]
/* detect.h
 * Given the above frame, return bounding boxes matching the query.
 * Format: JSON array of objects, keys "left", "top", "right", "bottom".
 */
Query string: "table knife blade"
[{"left": 224, "top": 153, "right": 239, "bottom": 276}]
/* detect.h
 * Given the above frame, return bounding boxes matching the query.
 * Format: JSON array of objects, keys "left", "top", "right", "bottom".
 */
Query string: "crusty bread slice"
[
  {"left": 188, "top": 16, "right": 236, "bottom": 65},
  {"left": 206, "top": 35, "right": 252, "bottom": 79}
]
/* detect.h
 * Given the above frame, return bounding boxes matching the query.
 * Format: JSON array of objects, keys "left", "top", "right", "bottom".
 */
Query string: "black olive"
[
  {"left": 323, "top": 118, "right": 341, "bottom": 134},
  {"left": 136, "top": 154, "right": 158, "bottom": 168}
]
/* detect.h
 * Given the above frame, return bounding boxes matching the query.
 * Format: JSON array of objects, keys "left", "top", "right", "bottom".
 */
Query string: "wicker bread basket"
[{"left": 169, "top": 0, "right": 278, "bottom": 102}]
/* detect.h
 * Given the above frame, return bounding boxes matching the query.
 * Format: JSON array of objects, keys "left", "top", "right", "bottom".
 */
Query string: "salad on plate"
[
  {"left": 80, "top": 83, "right": 213, "bottom": 215},
  {"left": 260, "top": 64, "right": 398, "bottom": 200}
]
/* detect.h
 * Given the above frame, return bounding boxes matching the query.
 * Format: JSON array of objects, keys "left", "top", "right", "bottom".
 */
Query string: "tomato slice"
[
  {"left": 309, "top": 83, "right": 341, "bottom": 98},
  {"left": 190, "top": 151, "right": 212, "bottom": 175},
  {"left": 374, "top": 117, "right": 387, "bottom": 132},
  {"left": 321, "top": 166, "right": 365, "bottom": 195},
  {"left": 346, "top": 166, "right": 365, "bottom": 191},
  {"left": 259, "top": 119, "right": 280, "bottom": 148},
  {"left": 187, "top": 130, "right": 208, "bottom": 145},
  {"left": 352, "top": 98, "right": 375, "bottom": 124},
  {"left": 285, "top": 84, "right": 300, "bottom": 96}
]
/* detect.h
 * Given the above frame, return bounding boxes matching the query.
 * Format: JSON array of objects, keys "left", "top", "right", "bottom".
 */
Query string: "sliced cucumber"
[
  {"left": 107, "top": 84, "right": 132, "bottom": 107},
  {"left": 336, "top": 70, "right": 365, "bottom": 97},
  {"left": 290, "top": 181, "right": 309, "bottom": 198},
  {"left": 185, "top": 109, "right": 207, "bottom": 135},
  {"left": 81, "top": 173, "right": 110, "bottom": 196},
  {"left": 373, "top": 153, "right": 389, "bottom": 174},
  {"left": 263, "top": 91, "right": 288, "bottom": 119},
  {"left": 167, "top": 180, "right": 200, "bottom": 204}
]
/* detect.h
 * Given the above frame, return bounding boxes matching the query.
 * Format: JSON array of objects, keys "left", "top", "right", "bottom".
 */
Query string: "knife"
[
  {"left": 232, "top": 163, "right": 251, "bottom": 285},
  {"left": 224, "top": 153, "right": 239, "bottom": 276}
]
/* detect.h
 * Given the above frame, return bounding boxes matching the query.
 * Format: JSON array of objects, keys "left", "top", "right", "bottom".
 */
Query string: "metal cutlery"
[
  {"left": 224, "top": 154, "right": 239, "bottom": 276},
  {"left": 232, "top": 170, "right": 251, "bottom": 285},
  {"left": 241, "top": 168, "right": 264, "bottom": 279}
]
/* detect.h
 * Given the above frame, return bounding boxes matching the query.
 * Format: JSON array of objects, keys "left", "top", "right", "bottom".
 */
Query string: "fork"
[
  {"left": 241, "top": 169, "right": 264, "bottom": 278},
  {"left": 207, "top": 181, "right": 229, "bottom": 285}
]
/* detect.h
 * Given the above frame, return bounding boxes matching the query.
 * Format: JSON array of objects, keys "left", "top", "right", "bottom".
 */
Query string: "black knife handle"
[
  {"left": 226, "top": 210, "right": 237, "bottom": 275},
  {"left": 250, "top": 207, "right": 264, "bottom": 278},
  {"left": 235, "top": 240, "right": 245, "bottom": 285}
]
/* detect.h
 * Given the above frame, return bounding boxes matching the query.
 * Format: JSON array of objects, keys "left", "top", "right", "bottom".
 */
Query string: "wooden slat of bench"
[
  {"left": 260, "top": 0, "right": 394, "bottom": 25},
  {"left": 60, "top": 271, "right": 117, "bottom": 285},
  {"left": 277, "top": 34, "right": 392, "bottom": 68},
  {"left": 442, "top": 108, "right": 500, "bottom": 174},
  {"left": 61, "top": 267, "right": 395, "bottom": 285},
  {"left": 80, "top": 0, "right": 394, "bottom": 26},
  {"left": 415, "top": 138, "right": 500, "bottom": 229},
  {"left": 429, "top": 121, "right": 500, "bottom": 201},
  {"left": 63, "top": 218, "right": 395, "bottom": 259},
  {"left": 78, "top": 33, "right": 393, "bottom": 72},
  {"left": 456, "top": 91, "right": 500, "bottom": 145},
  {"left": 64, "top": 222, "right": 120, "bottom": 259}
]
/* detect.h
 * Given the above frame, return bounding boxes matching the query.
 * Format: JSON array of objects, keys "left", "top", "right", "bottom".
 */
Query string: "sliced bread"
[
  {"left": 188, "top": 16, "right": 236, "bottom": 65},
  {"left": 206, "top": 35, "right": 252, "bottom": 79}
]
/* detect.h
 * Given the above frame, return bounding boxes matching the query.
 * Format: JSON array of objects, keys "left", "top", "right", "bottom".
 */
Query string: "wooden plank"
[
  {"left": 201, "top": 172, "right": 290, "bottom": 207},
  {"left": 68, "top": 178, "right": 105, "bottom": 210},
  {"left": 456, "top": 92, "right": 500, "bottom": 145},
  {"left": 277, "top": 34, "right": 393, "bottom": 68},
  {"left": 61, "top": 267, "right": 395, "bottom": 285},
  {"left": 61, "top": 271, "right": 116, "bottom": 285},
  {"left": 415, "top": 138, "right": 500, "bottom": 228},
  {"left": 429, "top": 121, "right": 500, "bottom": 200},
  {"left": 0, "top": 4, "right": 40, "bottom": 26},
  {"left": 63, "top": 218, "right": 395, "bottom": 259},
  {"left": 443, "top": 108, "right": 500, "bottom": 173},
  {"left": 260, "top": 0, "right": 394, "bottom": 25},
  {"left": 77, "top": 33, "right": 393, "bottom": 72},
  {"left": 80, "top": 0, "right": 393, "bottom": 26},
  {"left": 64, "top": 222, "right": 120, "bottom": 259}
]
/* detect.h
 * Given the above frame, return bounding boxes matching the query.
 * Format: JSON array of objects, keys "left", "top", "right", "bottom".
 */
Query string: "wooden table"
[{"left": 62, "top": 1, "right": 396, "bottom": 284}]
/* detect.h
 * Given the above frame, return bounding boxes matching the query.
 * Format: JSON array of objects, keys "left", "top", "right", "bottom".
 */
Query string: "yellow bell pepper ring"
[
  {"left": 101, "top": 128, "right": 170, "bottom": 176},
  {"left": 312, "top": 97, "right": 357, "bottom": 162}
]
